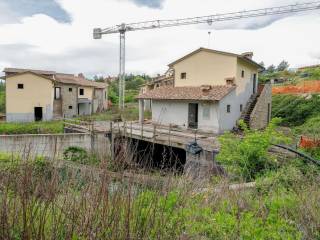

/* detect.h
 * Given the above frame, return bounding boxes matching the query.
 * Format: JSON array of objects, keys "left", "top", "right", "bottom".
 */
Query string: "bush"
[
  {"left": 63, "top": 146, "right": 89, "bottom": 163},
  {"left": 216, "top": 119, "right": 290, "bottom": 181},
  {"left": 272, "top": 94, "right": 320, "bottom": 126}
]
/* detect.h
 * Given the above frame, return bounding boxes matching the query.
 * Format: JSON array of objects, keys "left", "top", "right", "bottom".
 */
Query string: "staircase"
[{"left": 240, "top": 93, "right": 259, "bottom": 128}]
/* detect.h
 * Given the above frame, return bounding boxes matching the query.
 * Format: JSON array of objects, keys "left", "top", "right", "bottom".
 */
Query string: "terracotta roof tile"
[{"left": 137, "top": 85, "right": 235, "bottom": 101}]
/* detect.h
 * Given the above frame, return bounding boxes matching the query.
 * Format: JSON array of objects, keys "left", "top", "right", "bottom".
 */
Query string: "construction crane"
[{"left": 93, "top": 1, "right": 320, "bottom": 109}]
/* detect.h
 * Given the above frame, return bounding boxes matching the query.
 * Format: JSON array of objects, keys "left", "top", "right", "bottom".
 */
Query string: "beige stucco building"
[
  {"left": 138, "top": 48, "right": 272, "bottom": 133},
  {"left": 3, "top": 68, "right": 108, "bottom": 122}
]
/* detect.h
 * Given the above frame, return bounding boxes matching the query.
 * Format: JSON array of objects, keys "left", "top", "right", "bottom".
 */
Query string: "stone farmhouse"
[
  {"left": 3, "top": 68, "right": 108, "bottom": 122},
  {"left": 138, "top": 48, "right": 272, "bottom": 133}
]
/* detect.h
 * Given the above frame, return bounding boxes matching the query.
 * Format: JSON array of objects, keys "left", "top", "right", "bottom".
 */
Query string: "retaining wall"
[{"left": 0, "top": 133, "right": 110, "bottom": 159}]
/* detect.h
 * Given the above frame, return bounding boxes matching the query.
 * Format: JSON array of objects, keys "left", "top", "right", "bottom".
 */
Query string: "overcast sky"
[{"left": 0, "top": 0, "right": 320, "bottom": 77}]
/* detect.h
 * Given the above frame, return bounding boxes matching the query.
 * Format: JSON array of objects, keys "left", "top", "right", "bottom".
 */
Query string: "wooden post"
[
  {"left": 130, "top": 121, "right": 133, "bottom": 138},
  {"left": 124, "top": 121, "right": 127, "bottom": 138},
  {"left": 153, "top": 124, "right": 156, "bottom": 143},
  {"left": 141, "top": 122, "right": 144, "bottom": 140},
  {"left": 110, "top": 122, "right": 114, "bottom": 160},
  {"left": 168, "top": 124, "right": 171, "bottom": 145}
]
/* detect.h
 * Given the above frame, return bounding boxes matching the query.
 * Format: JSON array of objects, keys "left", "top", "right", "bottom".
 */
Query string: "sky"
[{"left": 0, "top": 0, "right": 319, "bottom": 78}]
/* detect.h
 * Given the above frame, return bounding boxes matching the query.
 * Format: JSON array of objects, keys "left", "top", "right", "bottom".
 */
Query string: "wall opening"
[
  {"left": 114, "top": 137, "right": 186, "bottom": 173},
  {"left": 34, "top": 107, "right": 43, "bottom": 121}
]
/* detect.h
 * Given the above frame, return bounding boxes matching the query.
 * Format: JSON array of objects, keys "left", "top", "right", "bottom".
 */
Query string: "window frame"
[
  {"left": 17, "top": 84, "right": 24, "bottom": 89},
  {"left": 69, "top": 87, "right": 73, "bottom": 92},
  {"left": 227, "top": 104, "right": 231, "bottom": 113},
  {"left": 241, "top": 70, "right": 245, "bottom": 78},
  {"left": 202, "top": 105, "right": 211, "bottom": 120},
  {"left": 68, "top": 105, "right": 73, "bottom": 110},
  {"left": 180, "top": 72, "right": 187, "bottom": 79},
  {"left": 79, "top": 88, "right": 84, "bottom": 96},
  {"left": 54, "top": 87, "right": 61, "bottom": 100}
]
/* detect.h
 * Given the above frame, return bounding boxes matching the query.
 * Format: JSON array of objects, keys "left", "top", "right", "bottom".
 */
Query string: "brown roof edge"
[
  {"left": 4, "top": 71, "right": 56, "bottom": 82},
  {"left": 3, "top": 68, "right": 56, "bottom": 75},
  {"left": 168, "top": 47, "right": 264, "bottom": 70},
  {"left": 137, "top": 85, "right": 235, "bottom": 101}
]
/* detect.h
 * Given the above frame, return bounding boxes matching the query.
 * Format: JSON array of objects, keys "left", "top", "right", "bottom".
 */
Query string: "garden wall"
[{"left": 0, "top": 133, "right": 110, "bottom": 159}]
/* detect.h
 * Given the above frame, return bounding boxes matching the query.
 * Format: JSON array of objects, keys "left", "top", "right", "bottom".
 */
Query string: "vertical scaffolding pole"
[{"left": 119, "top": 29, "right": 126, "bottom": 109}]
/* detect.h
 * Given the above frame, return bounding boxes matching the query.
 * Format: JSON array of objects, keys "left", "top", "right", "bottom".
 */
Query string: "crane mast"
[{"left": 93, "top": 1, "right": 320, "bottom": 109}]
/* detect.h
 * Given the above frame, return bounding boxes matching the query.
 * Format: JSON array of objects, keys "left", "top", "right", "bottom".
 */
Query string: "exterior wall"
[
  {"left": 198, "top": 102, "right": 220, "bottom": 132},
  {"left": 152, "top": 100, "right": 189, "bottom": 127},
  {"left": 6, "top": 73, "right": 54, "bottom": 122},
  {"left": 249, "top": 84, "right": 272, "bottom": 130},
  {"left": 151, "top": 100, "right": 220, "bottom": 133},
  {"left": 93, "top": 88, "right": 107, "bottom": 113},
  {"left": 217, "top": 90, "right": 241, "bottom": 132},
  {"left": 78, "top": 86, "right": 94, "bottom": 100},
  {"left": 78, "top": 103, "right": 91, "bottom": 115},
  {"left": 173, "top": 51, "right": 237, "bottom": 87},
  {"left": 55, "top": 84, "right": 78, "bottom": 118},
  {"left": 0, "top": 133, "right": 110, "bottom": 158}
]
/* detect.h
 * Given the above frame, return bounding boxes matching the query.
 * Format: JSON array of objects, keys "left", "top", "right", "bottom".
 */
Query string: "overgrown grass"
[
  {"left": 0, "top": 152, "right": 319, "bottom": 239},
  {"left": 79, "top": 103, "right": 151, "bottom": 122},
  {"left": 272, "top": 94, "right": 320, "bottom": 126},
  {"left": 0, "top": 121, "right": 64, "bottom": 134}
]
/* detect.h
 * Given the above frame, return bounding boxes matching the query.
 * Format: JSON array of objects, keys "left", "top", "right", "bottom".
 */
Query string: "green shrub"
[
  {"left": 63, "top": 146, "right": 89, "bottom": 164},
  {"left": 216, "top": 118, "right": 290, "bottom": 181},
  {"left": 272, "top": 94, "right": 320, "bottom": 126}
]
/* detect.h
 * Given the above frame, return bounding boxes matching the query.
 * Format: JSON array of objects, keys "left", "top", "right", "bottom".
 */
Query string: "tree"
[
  {"left": 277, "top": 60, "right": 289, "bottom": 72},
  {"left": 259, "top": 61, "right": 265, "bottom": 68},
  {"left": 266, "top": 64, "right": 276, "bottom": 73},
  {"left": 93, "top": 75, "right": 105, "bottom": 83}
]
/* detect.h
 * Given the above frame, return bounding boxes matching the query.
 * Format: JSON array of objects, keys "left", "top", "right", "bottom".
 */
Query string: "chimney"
[
  {"left": 241, "top": 52, "right": 253, "bottom": 59},
  {"left": 78, "top": 73, "right": 85, "bottom": 78},
  {"left": 201, "top": 85, "right": 212, "bottom": 94}
]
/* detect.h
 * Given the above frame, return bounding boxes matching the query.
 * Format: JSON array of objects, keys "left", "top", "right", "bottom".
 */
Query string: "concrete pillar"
[
  {"left": 139, "top": 99, "right": 144, "bottom": 124},
  {"left": 184, "top": 149, "right": 224, "bottom": 180}
]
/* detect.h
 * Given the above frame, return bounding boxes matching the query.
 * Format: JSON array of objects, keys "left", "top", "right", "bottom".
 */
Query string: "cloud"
[
  {"left": 132, "top": 0, "right": 164, "bottom": 8},
  {"left": 0, "top": 0, "right": 71, "bottom": 24},
  {"left": 0, "top": 0, "right": 320, "bottom": 77}
]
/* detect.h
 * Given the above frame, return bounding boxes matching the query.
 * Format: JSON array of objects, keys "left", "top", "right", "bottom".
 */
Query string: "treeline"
[{"left": 106, "top": 74, "right": 151, "bottom": 104}]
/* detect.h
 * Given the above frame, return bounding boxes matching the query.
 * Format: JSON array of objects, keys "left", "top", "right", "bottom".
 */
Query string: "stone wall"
[
  {"left": 0, "top": 133, "right": 110, "bottom": 159},
  {"left": 61, "top": 84, "right": 78, "bottom": 118},
  {"left": 249, "top": 83, "right": 272, "bottom": 130},
  {"left": 93, "top": 88, "right": 107, "bottom": 113}
]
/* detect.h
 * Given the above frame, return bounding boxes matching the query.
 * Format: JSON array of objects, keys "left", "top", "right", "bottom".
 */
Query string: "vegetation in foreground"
[
  {"left": 0, "top": 121, "right": 64, "bottom": 134},
  {"left": 1, "top": 120, "right": 320, "bottom": 239}
]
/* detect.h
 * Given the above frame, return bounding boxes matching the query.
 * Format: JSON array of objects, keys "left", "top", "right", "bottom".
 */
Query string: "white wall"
[
  {"left": 152, "top": 100, "right": 220, "bottom": 133},
  {"left": 152, "top": 100, "right": 189, "bottom": 127},
  {"left": 198, "top": 102, "right": 220, "bottom": 132}
]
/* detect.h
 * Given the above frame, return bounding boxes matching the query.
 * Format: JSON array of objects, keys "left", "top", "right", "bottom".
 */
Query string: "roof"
[
  {"left": 55, "top": 74, "right": 107, "bottom": 89},
  {"left": 3, "top": 68, "right": 107, "bottom": 89},
  {"left": 168, "top": 47, "right": 264, "bottom": 69},
  {"left": 137, "top": 85, "right": 235, "bottom": 101},
  {"left": 3, "top": 68, "right": 55, "bottom": 75}
]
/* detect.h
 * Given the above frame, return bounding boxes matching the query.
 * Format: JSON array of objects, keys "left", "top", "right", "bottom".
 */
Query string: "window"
[
  {"left": 69, "top": 88, "right": 72, "bottom": 92},
  {"left": 68, "top": 105, "right": 73, "bottom": 109},
  {"left": 226, "top": 79, "right": 234, "bottom": 85},
  {"left": 241, "top": 70, "right": 245, "bottom": 78},
  {"left": 17, "top": 84, "right": 24, "bottom": 89},
  {"left": 240, "top": 104, "right": 243, "bottom": 112},
  {"left": 181, "top": 72, "right": 187, "bottom": 79},
  {"left": 202, "top": 105, "right": 210, "bottom": 120},
  {"left": 54, "top": 87, "right": 61, "bottom": 99},
  {"left": 79, "top": 88, "right": 84, "bottom": 96},
  {"left": 227, "top": 105, "right": 231, "bottom": 113}
]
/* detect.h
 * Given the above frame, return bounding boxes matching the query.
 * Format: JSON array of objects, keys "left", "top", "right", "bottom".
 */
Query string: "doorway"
[
  {"left": 253, "top": 74, "right": 257, "bottom": 93},
  {"left": 34, "top": 107, "right": 43, "bottom": 121},
  {"left": 188, "top": 103, "right": 198, "bottom": 129}
]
